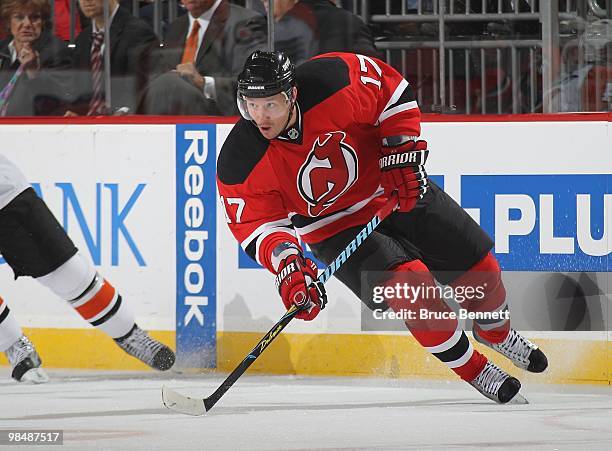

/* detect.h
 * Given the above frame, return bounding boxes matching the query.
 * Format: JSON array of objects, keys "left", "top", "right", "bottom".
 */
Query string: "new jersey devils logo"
[{"left": 297, "top": 131, "right": 358, "bottom": 217}]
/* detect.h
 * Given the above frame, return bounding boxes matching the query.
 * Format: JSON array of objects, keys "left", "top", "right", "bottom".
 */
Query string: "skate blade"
[
  {"left": 162, "top": 386, "right": 206, "bottom": 416},
  {"left": 20, "top": 368, "right": 50, "bottom": 384},
  {"left": 507, "top": 392, "right": 529, "bottom": 405}
]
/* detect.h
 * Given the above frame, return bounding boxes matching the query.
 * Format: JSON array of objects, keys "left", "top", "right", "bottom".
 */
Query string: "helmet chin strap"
[
  {"left": 268, "top": 90, "right": 296, "bottom": 139},
  {"left": 279, "top": 101, "right": 296, "bottom": 137}
]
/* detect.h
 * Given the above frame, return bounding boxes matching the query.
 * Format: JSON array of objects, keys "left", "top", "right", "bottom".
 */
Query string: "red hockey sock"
[
  {"left": 450, "top": 252, "right": 510, "bottom": 344},
  {"left": 385, "top": 260, "right": 488, "bottom": 381}
]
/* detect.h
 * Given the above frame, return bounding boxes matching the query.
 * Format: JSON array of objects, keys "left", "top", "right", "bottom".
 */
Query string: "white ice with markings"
[{"left": 0, "top": 369, "right": 610, "bottom": 450}]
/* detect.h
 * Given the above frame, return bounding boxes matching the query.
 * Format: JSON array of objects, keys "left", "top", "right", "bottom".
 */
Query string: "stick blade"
[{"left": 162, "top": 385, "right": 207, "bottom": 416}]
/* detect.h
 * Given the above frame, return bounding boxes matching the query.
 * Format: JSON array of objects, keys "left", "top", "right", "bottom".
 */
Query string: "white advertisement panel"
[{"left": 0, "top": 124, "right": 177, "bottom": 331}]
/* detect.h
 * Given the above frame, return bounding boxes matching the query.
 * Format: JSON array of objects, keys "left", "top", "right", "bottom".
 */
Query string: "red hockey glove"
[
  {"left": 275, "top": 254, "right": 327, "bottom": 321},
  {"left": 379, "top": 139, "right": 429, "bottom": 212}
]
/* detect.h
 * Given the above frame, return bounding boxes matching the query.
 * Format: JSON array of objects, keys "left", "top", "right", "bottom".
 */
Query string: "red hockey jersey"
[{"left": 217, "top": 52, "right": 421, "bottom": 272}]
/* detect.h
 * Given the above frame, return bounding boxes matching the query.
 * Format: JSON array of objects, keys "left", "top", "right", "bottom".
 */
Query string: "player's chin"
[{"left": 258, "top": 126, "right": 276, "bottom": 139}]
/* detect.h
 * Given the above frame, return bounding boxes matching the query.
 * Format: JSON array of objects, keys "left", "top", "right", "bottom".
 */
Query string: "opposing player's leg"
[
  {"left": 0, "top": 187, "right": 175, "bottom": 371},
  {"left": 310, "top": 225, "right": 520, "bottom": 404},
  {"left": 387, "top": 181, "right": 548, "bottom": 374},
  {"left": 0, "top": 296, "right": 49, "bottom": 383}
]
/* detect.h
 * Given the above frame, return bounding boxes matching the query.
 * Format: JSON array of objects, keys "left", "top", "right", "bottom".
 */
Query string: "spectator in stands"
[
  {"left": 121, "top": 0, "right": 187, "bottom": 37},
  {"left": 137, "top": 0, "right": 266, "bottom": 116},
  {"left": 263, "top": 0, "right": 379, "bottom": 66},
  {"left": 557, "top": 19, "right": 612, "bottom": 112},
  {"left": 65, "top": 0, "right": 158, "bottom": 116},
  {"left": 0, "top": 0, "right": 72, "bottom": 116}
]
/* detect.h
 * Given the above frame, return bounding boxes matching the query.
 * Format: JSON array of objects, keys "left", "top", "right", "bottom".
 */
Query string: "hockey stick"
[{"left": 162, "top": 194, "right": 398, "bottom": 416}]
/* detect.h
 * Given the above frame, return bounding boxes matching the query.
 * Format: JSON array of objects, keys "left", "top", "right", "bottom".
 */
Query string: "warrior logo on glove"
[
  {"left": 297, "top": 131, "right": 358, "bottom": 217},
  {"left": 379, "top": 138, "right": 429, "bottom": 212},
  {"left": 275, "top": 254, "right": 328, "bottom": 321}
]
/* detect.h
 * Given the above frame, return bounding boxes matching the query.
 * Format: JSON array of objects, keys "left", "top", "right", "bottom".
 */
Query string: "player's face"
[{"left": 245, "top": 93, "right": 292, "bottom": 140}]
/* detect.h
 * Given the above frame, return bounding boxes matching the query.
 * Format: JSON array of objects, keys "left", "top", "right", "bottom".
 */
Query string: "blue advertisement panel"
[
  {"left": 462, "top": 174, "right": 611, "bottom": 272},
  {"left": 175, "top": 124, "right": 217, "bottom": 368}
]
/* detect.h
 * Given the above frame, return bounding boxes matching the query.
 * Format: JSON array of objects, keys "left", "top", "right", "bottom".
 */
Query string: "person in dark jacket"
[
  {"left": 138, "top": 0, "right": 267, "bottom": 116},
  {"left": 65, "top": 0, "right": 159, "bottom": 115},
  {"left": 0, "top": 0, "right": 72, "bottom": 116},
  {"left": 263, "top": 0, "right": 380, "bottom": 66}
]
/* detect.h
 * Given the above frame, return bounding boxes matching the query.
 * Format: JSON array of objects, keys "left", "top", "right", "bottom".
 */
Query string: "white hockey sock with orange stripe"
[
  {"left": 68, "top": 275, "right": 135, "bottom": 337},
  {"left": 36, "top": 253, "right": 135, "bottom": 338},
  {"left": 0, "top": 297, "right": 23, "bottom": 352}
]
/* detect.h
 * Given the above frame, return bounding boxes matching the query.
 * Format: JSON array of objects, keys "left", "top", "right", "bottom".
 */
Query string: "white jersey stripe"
[
  {"left": 254, "top": 226, "right": 299, "bottom": 266},
  {"left": 378, "top": 100, "right": 419, "bottom": 124},
  {"left": 379, "top": 79, "right": 409, "bottom": 122},
  {"left": 241, "top": 217, "right": 294, "bottom": 251},
  {"left": 292, "top": 187, "right": 384, "bottom": 236}
]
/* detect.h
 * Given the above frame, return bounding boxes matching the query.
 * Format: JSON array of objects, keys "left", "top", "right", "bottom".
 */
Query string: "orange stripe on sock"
[
  {"left": 0, "top": 296, "right": 4, "bottom": 306},
  {"left": 76, "top": 280, "right": 116, "bottom": 321}
]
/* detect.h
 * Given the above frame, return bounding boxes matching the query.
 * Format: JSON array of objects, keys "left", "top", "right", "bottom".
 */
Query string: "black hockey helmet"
[{"left": 237, "top": 51, "right": 295, "bottom": 100}]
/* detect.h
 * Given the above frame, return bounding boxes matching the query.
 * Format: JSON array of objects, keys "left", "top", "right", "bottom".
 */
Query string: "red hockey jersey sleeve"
[
  {"left": 217, "top": 173, "right": 301, "bottom": 274},
  {"left": 217, "top": 119, "right": 303, "bottom": 274},
  {"left": 331, "top": 53, "right": 422, "bottom": 138}
]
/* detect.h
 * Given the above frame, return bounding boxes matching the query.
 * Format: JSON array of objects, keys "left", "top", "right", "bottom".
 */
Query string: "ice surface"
[{"left": 0, "top": 369, "right": 610, "bottom": 450}]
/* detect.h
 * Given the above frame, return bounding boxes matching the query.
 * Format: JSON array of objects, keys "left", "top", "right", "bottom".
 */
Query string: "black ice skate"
[
  {"left": 469, "top": 361, "right": 525, "bottom": 404},
  {"left": 473, "top": 328, "right": 548, "bottom": 373},
  {"left": 5, "top": 335, "right": 49, "bottom": 383},
  {"left": 114, "top": 326, "right": 175, "bottom": 371}
]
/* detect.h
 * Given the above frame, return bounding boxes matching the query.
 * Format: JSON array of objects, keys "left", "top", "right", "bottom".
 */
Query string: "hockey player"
[
  {"left": 217, "top": 51, "right": 548, "bottom": 404},
  {"left": 0, "top": 155, "right": 175, "bottom": 383}
]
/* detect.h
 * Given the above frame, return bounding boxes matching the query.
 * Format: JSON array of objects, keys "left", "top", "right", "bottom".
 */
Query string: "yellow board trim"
[
  {"left": 1, "top": 328, "right": 610, "bottom": 384},
  {"left": 218, "top": 332, "right": 612, "bottom": 385},
  {"left": 0, "top": 328, "right": 175, "bottom": 371}
]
